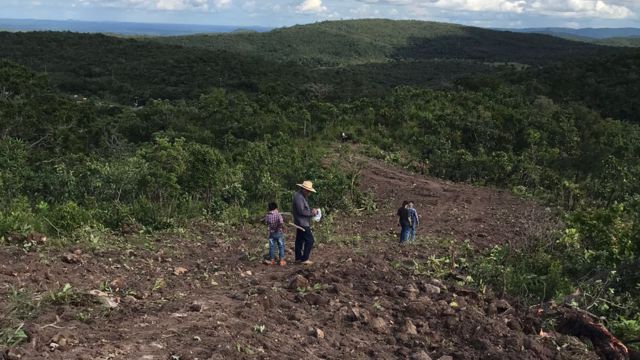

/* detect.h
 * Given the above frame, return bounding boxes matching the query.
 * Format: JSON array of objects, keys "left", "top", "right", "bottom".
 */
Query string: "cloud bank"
[{"left": 357, "top": 0, "right": 636, "bottom": 19}]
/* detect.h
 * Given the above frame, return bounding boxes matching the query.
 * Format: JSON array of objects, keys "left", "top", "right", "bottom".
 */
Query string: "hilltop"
[{"left": 153, "top": 19, "right": 623, "bottom": 66}]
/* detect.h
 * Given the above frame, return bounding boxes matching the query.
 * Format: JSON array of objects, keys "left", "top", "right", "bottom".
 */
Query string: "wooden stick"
[{"left": 287, "top": 222, "right": 306, "bottom": 232}]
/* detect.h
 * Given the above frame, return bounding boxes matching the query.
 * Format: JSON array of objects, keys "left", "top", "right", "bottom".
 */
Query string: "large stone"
[
  {"left": 173, "top": 267, "right": 188, "bottom": 276},
  {"left": 346, "top": 306, "right": 370, "bottom": 322},
  {"left": 370, "top": 317, "right": 388, "bottom": 334},
  {"left": 61, "top": 253, "right": 81, "bottom": 264},
  {"left": 307, "top": 328, "right": 325, "bottom": 339},
  {"left": 88, "top": 290, "right": 119, "bottom": 308},
  {"left": 423, "top": 284, "right": 441, "bottom": 295},
  {"left": 288, "top": 275, "right": 309, "bottom": 290},
  {"left": 401, "top": 319, "right": 418, "bottom": 335},
  {"left": 403, "top": 284, "right": 420, "bottom": 300}
]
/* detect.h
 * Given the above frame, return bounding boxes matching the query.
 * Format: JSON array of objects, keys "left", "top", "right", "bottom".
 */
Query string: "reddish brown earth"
[
  {"left": 1, "top": 155, "right": 600, "bottom": 360},
  {"left": 335, "top": 152, "right": 560, "bottom": 248}
]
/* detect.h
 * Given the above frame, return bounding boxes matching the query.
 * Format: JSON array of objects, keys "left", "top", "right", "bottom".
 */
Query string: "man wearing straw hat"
[{"left": 292, "top": 180, "right": 318, "bottom": 265}]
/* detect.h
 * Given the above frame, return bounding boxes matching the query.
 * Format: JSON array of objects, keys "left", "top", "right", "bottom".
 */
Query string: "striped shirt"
[
  {"left": 408, "top": 207, "right": 419, "bottom": 227},
  {"left": 265, "top": 210, "right": 284, "bottom": 234}
]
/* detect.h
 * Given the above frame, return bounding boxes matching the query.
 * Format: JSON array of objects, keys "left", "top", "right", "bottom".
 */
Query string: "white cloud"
[
  {"left": 75, "top": 0, "right": 232, "bottom": 11},
  {"left": 354, "top": 0, "right": 635, "bottom": 18},
  {"left": 213, "top": 0, "right": 232, "bottom": 9},
  {"left": 349, "top": 4, "right": 381, "bottom": 17},
  {"left": 296, "top": 0, "right": 327, "bottom": 13},
  {"left": 531, "top": 0, "right": 633, "bottom": 19}
]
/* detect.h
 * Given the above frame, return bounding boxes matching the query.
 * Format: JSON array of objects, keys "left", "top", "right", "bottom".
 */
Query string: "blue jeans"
[
  {"left": 410, "top": 226, "right": 417, "bottom": 241},
  {"left": 400, "top": 225, "right": 411, "bottom": 243},
  {"left": 295, "top": 227, "right": 314, "bottom": 262},
  {"left": 269, "top": 232, "right": 285, "bottom": 260}
]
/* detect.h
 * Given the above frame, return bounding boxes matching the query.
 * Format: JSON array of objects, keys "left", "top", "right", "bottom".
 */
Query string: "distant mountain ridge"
[
  {"left": 0, "top": 18, "right": 270, "bottom": 36},
  {"left": 508, "top": 27, "right": 640, "bottom": 39},
  {"left": 153, "top": 19, "right": 624, "bottom": 66}
]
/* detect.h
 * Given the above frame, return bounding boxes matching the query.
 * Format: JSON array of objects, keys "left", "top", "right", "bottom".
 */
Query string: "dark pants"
[{"left": 295, "top": 227, "right": 314, "bottom": 262}]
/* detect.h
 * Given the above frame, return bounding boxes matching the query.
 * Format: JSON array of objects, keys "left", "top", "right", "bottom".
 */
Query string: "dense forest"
[{"left": 1, "top": 19, "right": 640, "bottom": 350}]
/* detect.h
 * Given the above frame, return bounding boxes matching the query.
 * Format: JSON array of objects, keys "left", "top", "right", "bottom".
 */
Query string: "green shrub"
[
  {"left": 44, "top": 201, "right": 93, "bottom": 236},
  {"left": 0, "top": 197, "right": 40, "bottom": 236}
]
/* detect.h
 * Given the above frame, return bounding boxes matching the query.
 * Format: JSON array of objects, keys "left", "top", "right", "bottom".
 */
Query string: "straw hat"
[{"left": 297, "top": 180, "right": 316, "bottom": 193}]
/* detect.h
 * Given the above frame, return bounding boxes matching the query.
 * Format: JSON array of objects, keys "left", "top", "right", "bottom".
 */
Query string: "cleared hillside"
[{"left": 153, "top": 19, "right": 625, "bottom": 66}]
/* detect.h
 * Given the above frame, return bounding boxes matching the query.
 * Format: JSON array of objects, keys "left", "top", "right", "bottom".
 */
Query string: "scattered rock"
[
  {"left": 122, "top": 295, "right": 138, "bottom": 305},
  {"left": 109, "top": 277, "right": 127, "bottom": 290},
  {"left": 50, "top": 331, "right": 78, "bottom": 351},
  {"left": 5, "top": 348, "right": 23, "bottom": 360},
  {"left": 401, "top": 319, "right": 418, "bottom": 335},
  {"left": 88, "top": 290, "right": 119, "bottom": 308},
  {"left": 402, "top": 284, "right": 419, "bottom": 300},
  {"left": 289, "top": 275, "right": 309, "bottom": 290},
  {"left": 189, "top": 302, "right": 203, "bottom": 312},
  {"left": 307, "top": 328, "right": 325, "bottom": 339},
  {"left": 411, "top": 351, "right": 432, "bottom": 360},
  {"left": 346, "top": 307, "right": 370, "bottom": 322},
  {"left": 423, "top": 284, "right": 441, "bottom": 295},
  {"left": 370, "top": 317, "right": 388, "bottom": 334},
  {"left": 438, "top": 356, "right": 453, "bottom": 360},
  {"left": 173, "top": 267, "right": 188, "bottom": 276},
  {"left": 61, "top": 253, "right": 81, "bottom": 264},
  {"left": 289, "top": 311, "right": 304, "bottom": 321}
]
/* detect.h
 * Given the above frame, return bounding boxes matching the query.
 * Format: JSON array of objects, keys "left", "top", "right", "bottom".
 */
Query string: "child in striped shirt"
[{"left": 264, "top": 202, "right": 286, "bottom": 266}]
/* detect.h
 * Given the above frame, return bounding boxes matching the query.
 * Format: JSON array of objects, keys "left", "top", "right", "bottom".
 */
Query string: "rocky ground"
[{"left": 0, "top": 155, "right": 604, "bottom": 360}]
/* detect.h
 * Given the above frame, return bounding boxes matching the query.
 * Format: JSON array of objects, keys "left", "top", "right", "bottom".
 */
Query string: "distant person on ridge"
[
  {"left": 397, "top": 200, "right": 411, "bottom": 243},
  {"left": 407, "top": 201, "right": 419, "bottom": 241},
  {"left": 292, "top": 181, "right": 318, "bottom": 265},
  {"left": 264, "top": 202, "right": 286, "bottom": 266}
]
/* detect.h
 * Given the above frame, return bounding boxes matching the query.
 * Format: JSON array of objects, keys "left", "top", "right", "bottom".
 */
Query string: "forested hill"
[
  {"left": 152, "top": 19, "right": 624, "bottom": 66},
  {"left": 1, "top": 21, "right": 639, "bottom": 121},
  {"left": 0, "top": 31, "right": 305, "bottom": 103}
]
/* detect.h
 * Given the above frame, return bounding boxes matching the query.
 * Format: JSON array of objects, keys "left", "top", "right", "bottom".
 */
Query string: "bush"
[
  {"left": 43, "top": 201, "right": 93, "bottom": 236},
  {"left": 470, "top": 244, "right": 572, "bottom": 302},
  {"left": 0, "top": 197, "right": 41, "bottom": 236}
]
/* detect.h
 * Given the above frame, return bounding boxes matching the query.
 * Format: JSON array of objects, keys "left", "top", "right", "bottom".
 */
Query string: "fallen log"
[{"left": 553, "top": 306, "right": 629, "bottom": 360}]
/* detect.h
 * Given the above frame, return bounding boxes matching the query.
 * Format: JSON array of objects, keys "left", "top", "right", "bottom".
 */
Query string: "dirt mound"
[{"left": 1, "top": 230, "right": 596, "bottom": 360}]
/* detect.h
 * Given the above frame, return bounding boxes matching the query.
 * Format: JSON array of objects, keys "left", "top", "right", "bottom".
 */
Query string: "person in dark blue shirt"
[
  {"left": 397, "top": 200, "right": 411, "bottom": 243},
  {"left": 292, "top": 181, "right": 318, "bottom": 265}
]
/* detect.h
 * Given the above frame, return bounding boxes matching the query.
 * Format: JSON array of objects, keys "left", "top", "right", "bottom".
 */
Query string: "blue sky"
[{"left": 2, "top": 0, "right": 639, "bottom": 28}]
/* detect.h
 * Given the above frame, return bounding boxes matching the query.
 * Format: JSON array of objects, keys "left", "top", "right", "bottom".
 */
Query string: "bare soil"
[
  {"left": 335, "top": 152, "right": 560, "bottom": 248},
  {"left": 1, "top": 155, "right": 599, "bottom": 360}
]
